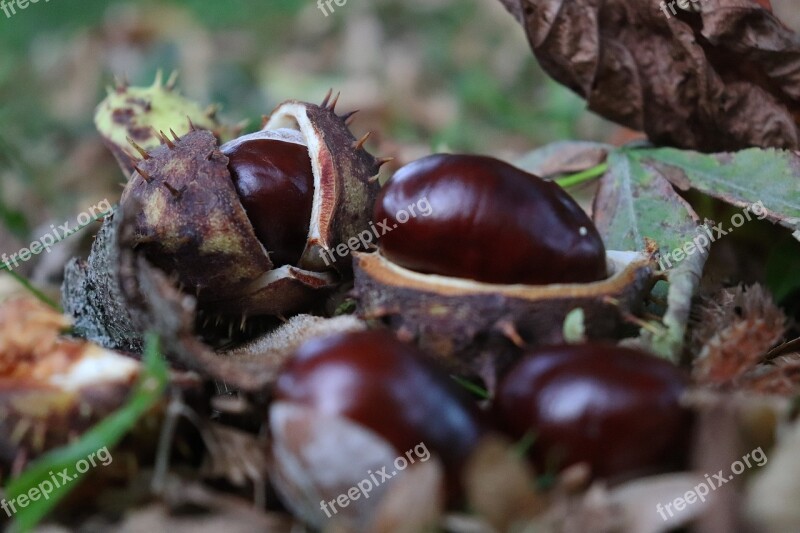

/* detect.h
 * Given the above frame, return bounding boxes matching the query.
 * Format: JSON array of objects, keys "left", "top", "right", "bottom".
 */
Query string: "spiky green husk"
[{"left": 94, "top": 72, "right": 219, "bottom": 176}]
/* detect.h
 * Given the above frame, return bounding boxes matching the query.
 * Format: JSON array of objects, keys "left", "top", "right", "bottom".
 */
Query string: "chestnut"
[
  {"left": 374, "top": 154, "right": 607, "bottom": 285},
  {"left": 273, "top": 329, "right": 487, "bottom": 472},
  {"left": 223, "top": 137, "right": 314, "bottom": 266},
  {"left": 494, "top": 343, "right": 690, "bottom": 479}
]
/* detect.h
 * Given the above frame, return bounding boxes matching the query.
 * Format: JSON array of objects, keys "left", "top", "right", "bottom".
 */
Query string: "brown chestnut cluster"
[
  {"left": 76, "top": 80, "right": 680, "bottom": 528},
  {"left": 66, "top": 86, "right": 395, "bottom": 355},
  {"left": 269, "top": 330, "right": 691, "bottom": 526}
]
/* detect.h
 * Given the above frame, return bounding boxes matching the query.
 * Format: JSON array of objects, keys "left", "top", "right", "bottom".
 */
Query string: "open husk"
[{"left": 354, "top": 250, "right": 656, "bottom": 383}]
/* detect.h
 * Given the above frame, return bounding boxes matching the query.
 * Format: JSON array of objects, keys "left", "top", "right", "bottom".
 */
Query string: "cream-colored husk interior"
[
  {"left": 358, "top": 250, "right": 650, "bottom": 299},
  {"left": 263, "top": 104, "right": 325, "bottom": 254}
]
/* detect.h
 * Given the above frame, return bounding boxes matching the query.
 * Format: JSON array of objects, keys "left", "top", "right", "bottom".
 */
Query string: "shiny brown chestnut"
[
  {"left": 494, "top": 343, "right": 690, "bottom": 479},
  {"left": 374, "top": 154, "right": 607, "bottom": 285},
  {"left": 223, "top": 138, "right": 314, "bottom": 266},
  {"left": 274, "top": 329, "right": 487, "bottom": 472}
]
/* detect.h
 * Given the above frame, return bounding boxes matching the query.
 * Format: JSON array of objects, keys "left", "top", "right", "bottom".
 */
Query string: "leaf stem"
[{"left": 555, "top": 162, "right": 609, "bottom": 188}]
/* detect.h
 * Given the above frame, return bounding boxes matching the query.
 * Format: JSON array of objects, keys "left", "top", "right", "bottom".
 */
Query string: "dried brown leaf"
[
  {"left": 679, "top": 390, "right": 785, "bottom": 531},
  {"left": 463, "top": 435, "right": 545, "bottom": 531},
  {"left": 368, "top": 458, "right": 444, "bottom": 533},
  {"left": 514, "top": 141, "right": 612, "bottom": 179},
  {"left": 747, "top": 417, "right": 800, "bottom": 532},
  {"left": 539, "top": 484, "right": 624, "bottom": 533},
  {"left": 115, "top": 478, "right": 295, "bottom": 533},
  {"left": 200, "top": 423, "right": 268, "bottom": 489},
  {"left": 0, "top": 298, "right": 144, "bottom": 468},
  {"left": 0, "top": 297, "right": 73, "bottom": 378},
  {"left": 498, "top": 0, "right": 800, "bottom": 151},
  {"left": 609, "top": 473, "right": 708, "bottom": 533}
]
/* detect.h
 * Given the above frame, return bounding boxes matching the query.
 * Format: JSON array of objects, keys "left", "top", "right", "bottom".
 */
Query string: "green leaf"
[
  {"left": 631, "top": 147, "right": 800, "bottom": 230},
  {"left": 593, "top": 150, "right": 700, "bottom": 254},
  {"left": 592, "top": 150, "right": 706, "bottom": 361},
  {"left": 591, "top": 145, "right": 800, "bottom": 360},
  {"left": 603, "top": 147, "right": 800, "bottom": 358},
  {"left": 7, "top": 334, "right": 168, "bottom": 532}
]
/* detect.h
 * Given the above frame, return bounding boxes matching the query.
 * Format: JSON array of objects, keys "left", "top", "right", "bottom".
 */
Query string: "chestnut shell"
[
  {"left": 494, "top": 343, "right": 691, "bottom": 479},
  {"left": 374, "top": 154, "right": 607, "bottom": 285},
  {"left": 93, "top": 73, "right": 220, "bottom": 177},
  {"left": 354, "top": 249, "right": 655, "bottom": 386}
]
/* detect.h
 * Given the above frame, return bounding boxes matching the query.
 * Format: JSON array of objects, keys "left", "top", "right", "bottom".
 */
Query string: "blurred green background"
[{"left": 0, "top": 0, "right": 629, "bottom": 293}]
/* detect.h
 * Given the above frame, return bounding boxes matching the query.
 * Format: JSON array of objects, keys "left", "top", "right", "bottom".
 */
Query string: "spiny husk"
[
  {"left": 66, "top": 93, "right": 380, "bottom": 360},
  {"left": 119, "top": 128, "right": 339, "bottom": 316},
  {"left": 263, "top": 99, "right": 383, "bottom": 273},
  {"left": 692, "top": 284, "right": 787, "bottom": 387},
  {"left": 117, "top": 95, "right": 381, "bottom": 315},
  {"left": 64, "top": 194, "right": 366, "bottom": 390},
  {"left": 94, "top": 72, "right": 220, "bottom": 177},
  {"left": 354, "top": 250, "right": 655, "bottom": 384}
]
